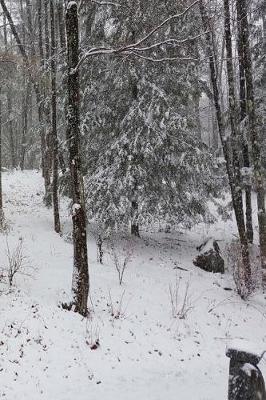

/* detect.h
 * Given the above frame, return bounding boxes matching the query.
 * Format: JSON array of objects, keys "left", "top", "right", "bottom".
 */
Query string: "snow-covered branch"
[{"left": 75, "top": 0, "right": 201, "bottom": 71}]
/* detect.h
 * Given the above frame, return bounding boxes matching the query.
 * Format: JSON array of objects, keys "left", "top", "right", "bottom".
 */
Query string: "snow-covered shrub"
[
  {"left": 6, "top": 238, "right": 29, "bottom": 287},
  {"left": 108, "top": 238, "right": 133, "bottom": 285},
  {"left": 169, "top": 275, "right": 193, "bottom": 319},
  {"left": 85, "top": 319, "right": 100, "bottom": 350},
  {"left": 107, "top": 290, "right": 128, "bottom": 320}
]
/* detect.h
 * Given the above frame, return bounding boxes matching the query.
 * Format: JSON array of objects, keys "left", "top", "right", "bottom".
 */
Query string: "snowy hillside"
[{"left": 0, "top": 170, "right": 265, "bottom": 400}]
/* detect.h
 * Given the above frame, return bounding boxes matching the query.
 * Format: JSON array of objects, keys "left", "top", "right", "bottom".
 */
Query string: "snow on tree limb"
[{"left": 74, "top": 0, "right": 201, "bottom": 70}]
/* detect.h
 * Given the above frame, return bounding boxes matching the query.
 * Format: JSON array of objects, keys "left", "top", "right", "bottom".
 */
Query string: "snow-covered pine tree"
[{"left": 80, "top": 0, "right": 221, "bottom": 234}]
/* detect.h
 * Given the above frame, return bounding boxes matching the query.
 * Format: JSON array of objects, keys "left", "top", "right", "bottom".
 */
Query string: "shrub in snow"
[
  {"left": 169, "top": 275, "right": 193, "bottom": 319},
  {"left": 5, "top": 238, "right": 30, "bottom": 287},
  {"left": 108, "top": 238, "right": 133, "bottom": 285},
  {"left": 107, "top": 290, "right": 128, "bottom": 320}
]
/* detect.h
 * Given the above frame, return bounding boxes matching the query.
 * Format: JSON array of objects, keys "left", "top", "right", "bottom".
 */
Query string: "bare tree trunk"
[
  {"left": 20, "top": 79, "right": 30, "bottom": 170},
  {"left": 131, "top": 200, "right": 140, "bottom": 237},
  {"left": 3, "top": 13, "right": 16, "bottom": 169},
  {"left": 66, "top": 1, "right": 89, "bottom": 316},
  {"left": 50, "top": 0, "right": 61, "bottom": 234},
  {"left": 236, "top": 0, "right": 266, "bottom": 270},
  {"left": 235, "top": 0, "right": 254, "bottom": 244},
  {"left": 200, "top": 0, "right": 251, "bottom": 296},
  {"left": 57, "top": 0, "right": 67, "bottom": 174},
  {"left": 44, "top": 0, "right": 50, "bottom": 63},
  {"left": 19, "top": 0, "right": 28, "bottom": 171},
  {"left": 57, "top": 0, "right": 66, "bottom": 50},
  {"left": 36, "top": 0, "right": 52, "bottom": 205},
  {"left": 0, "top": 87, "right": 4, "bottom": 226},
  {"left": 7, "top": 95, "right": 16, "bottom": 169}
]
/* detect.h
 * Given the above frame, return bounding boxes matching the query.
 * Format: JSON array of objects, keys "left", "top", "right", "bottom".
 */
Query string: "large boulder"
[{"left": 193, "top": 238, "right": 225, "bottom": 274}]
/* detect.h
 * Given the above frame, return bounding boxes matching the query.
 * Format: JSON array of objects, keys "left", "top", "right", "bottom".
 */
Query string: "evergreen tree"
[{"left": 80, "top": 0, "right": 221, "bottom": 233}]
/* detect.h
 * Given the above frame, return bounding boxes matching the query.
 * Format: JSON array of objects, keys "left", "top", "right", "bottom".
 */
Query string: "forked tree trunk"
[
  {"left": 236, "top": 0, "right": 266, "bottom": 270},
  {"left": 66, "top": 1, "right": 89, "bottom": 316},
  {"left": 200, "top": 0, "right": 251, "bottom": 296},
  {"left": 50, "top": 0, "right": 61, "bottom": 234}
]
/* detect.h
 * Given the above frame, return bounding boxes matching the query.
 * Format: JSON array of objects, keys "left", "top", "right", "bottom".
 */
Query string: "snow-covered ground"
[{"left": 0, "top": 170, "right": 265, "bottom": 400}]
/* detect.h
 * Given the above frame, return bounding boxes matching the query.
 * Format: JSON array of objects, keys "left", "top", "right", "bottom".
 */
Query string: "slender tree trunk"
[
  {"left": 200, "top": 0, "right": 251, "bottom": 296},
  {"left": 57, "top": 0, "right": 67, "bottom": 174},
  {"left": 3, "top": 13, "right": 16, "bottom": 169},
  {"left": 66, "top": 1, "right": 89, "bottom": 316},
  {"left": 7, "top": 95, "right": 16, "bottom": 169},
  {"left": 235, "top": 0, "right": 253, "bottom": 244},
  {"left": 0, "top": 87, "right": 4, "bottom": 226},
  {"left": 131, "top": 200, "right": 140, "bottom": 237},
  {"left": 44, "top": 0, "right": 50, "bottom": 63},
  {"left": 20, "top": 79, "right": 30, "bottom": 170},
  {"left": 19, "top": 0, "right": 28, "bottom": 171},
  {"left": 36, "top": 0, "right": 52, "bottom": 205},
  {"left": 50, "top": 0, "right": 61, "bottom": 234},
  {"left": 57, "top": 0, "right": 66, "bottom": 50},
  {"left": 236, "top": 0, "right": 266, "bottom": 270}
]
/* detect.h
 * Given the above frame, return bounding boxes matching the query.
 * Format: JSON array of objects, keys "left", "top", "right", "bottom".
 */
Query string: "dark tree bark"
[
  {"left": 66, "top": 1, "right": 89, "bottom": 316},
  {"left": 131, "top": 200, "right": 140, "bottom": 237},
  {"left": 50, "top": 0, "right": 61, "bottom": 234},
  {"left": 200, "top": 0, "right": 251, "bottom": 296},
  {"left": 236, "top": 0, "right": 266, "bottom": 270}
]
